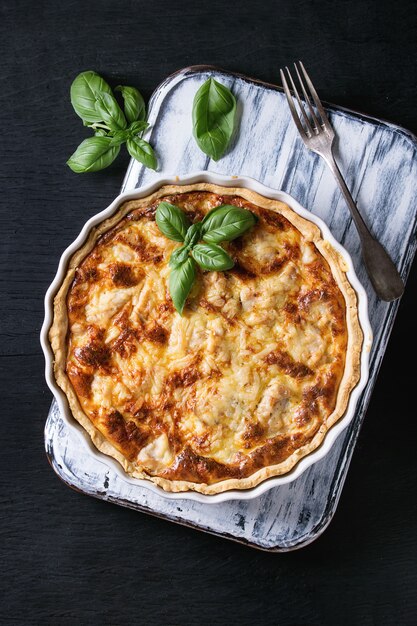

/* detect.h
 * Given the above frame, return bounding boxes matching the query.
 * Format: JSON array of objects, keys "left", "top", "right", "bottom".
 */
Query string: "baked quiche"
[{"left": 50, "top": 183, "right": 363, "bottom": 494}]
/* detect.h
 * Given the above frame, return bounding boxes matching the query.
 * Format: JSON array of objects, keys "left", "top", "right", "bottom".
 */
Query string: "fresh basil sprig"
[
  {"left": 67, "top": 70, "right": 157, "bottom": 173},
  {"left": 155, "top": 202, "right": 257, "bottom": 314},
  {"left": 192, "top": 78, "right": 237, "bottom": 161}
]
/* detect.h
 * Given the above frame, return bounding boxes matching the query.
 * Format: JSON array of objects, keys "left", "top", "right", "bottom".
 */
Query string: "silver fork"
[{"left": 280, "top": 61, "right": 404, "bottom": 302}]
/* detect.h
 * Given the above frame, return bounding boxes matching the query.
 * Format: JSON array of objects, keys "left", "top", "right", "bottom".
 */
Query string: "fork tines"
[{"left": 280, "top": 61, "right": 330, "bottom": 138}]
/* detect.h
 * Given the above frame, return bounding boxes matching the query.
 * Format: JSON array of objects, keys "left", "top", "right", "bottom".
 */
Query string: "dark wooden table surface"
[{"left": 1, "top": 1, "right": 416, "bottom": 624}]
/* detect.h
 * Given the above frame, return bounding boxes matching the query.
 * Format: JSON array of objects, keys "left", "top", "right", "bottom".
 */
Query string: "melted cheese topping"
[{"left": 65, "top": 191, "right": 349, "bottom": 485}]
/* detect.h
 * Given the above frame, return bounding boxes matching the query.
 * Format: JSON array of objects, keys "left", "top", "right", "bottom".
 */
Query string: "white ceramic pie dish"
[{"left": 41, "top": 171, "right": 372, "bottom": 504}]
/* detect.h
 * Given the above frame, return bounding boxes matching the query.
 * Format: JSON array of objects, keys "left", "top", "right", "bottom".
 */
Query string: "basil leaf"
[
  {"left": 169, "top": 257, "right": 197, "bottom": 314},
  {"left": 192, "top": 78, "right": 237, "bottom": 161},
  {"left": 169, "top": 245, "right": 190, "bottom": 268},
  {"left": 70, "top": 71, "right": 113, "bottom": 123},
  {"left": 201, "top": 205, "right": 256, "bottom": 243},
  {"left": 183, "top": 222, "right": 202, "bottom": 248},
  {"left": 192, "top": 243, "right": 234, "bottom": 271},
  {"left": 109, "top": 129, "right": 129, "bottom": 146},
  {"left": 115, "top": 85, "right": 146, "bottom": 123},
  {"left": 66, "top": 137, "right": 120, "bottom": 173},
  {"left": 94, "top": 128, "right": 108, "bottom": 136},
  {"left": 94, "top": 92, "right": 127, "bottom": 130},
  {"left": 126, "top": 137, "right": 157, "bottom": 170},
  {"left": 128, "top": 120, "right": 149, "bottom": 135},
  {"left": 156, "top": 202, "right": 191, "bottom": 242}
]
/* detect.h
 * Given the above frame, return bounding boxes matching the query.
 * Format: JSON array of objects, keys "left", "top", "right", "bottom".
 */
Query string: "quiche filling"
[{"left": 50, "top": 184, "right": 362, "bottom": 494}]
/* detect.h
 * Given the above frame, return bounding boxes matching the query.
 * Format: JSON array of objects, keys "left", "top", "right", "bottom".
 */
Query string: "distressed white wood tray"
[{"left": 44, "top": 65, "right": 417, "bottom": 551}]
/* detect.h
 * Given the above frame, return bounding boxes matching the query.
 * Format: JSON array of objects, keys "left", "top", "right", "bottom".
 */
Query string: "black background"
[{"left": 1, "top": 0, "right": 417, "bottom": 624}]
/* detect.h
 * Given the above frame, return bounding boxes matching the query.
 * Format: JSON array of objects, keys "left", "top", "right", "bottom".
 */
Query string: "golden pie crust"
[{"left": 49, "top": 183, "right": 363, "bottom": 494}]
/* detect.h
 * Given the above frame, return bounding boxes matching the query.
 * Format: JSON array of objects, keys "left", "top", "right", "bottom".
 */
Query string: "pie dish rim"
[{"left": 41, "top": 171, "right": 372, "bottom": 504}]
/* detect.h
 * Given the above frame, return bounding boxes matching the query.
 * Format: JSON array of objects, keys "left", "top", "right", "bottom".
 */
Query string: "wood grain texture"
[{"left": 1, "top": 0, "right": 417, "bottom": 624}]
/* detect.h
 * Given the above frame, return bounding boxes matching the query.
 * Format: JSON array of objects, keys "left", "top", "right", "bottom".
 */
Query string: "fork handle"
[{"left": 323, "top": 153, "right": 405, "bottom": 302}]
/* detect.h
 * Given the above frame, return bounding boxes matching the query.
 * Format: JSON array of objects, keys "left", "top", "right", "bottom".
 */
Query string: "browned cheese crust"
[{"left": 49, "top": 183, "right": 363, "bottom": 494}]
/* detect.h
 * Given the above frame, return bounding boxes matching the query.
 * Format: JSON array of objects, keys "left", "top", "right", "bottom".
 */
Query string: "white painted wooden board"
[{"left": 44, "top": 66, "right": 417, "bottom": 551}]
